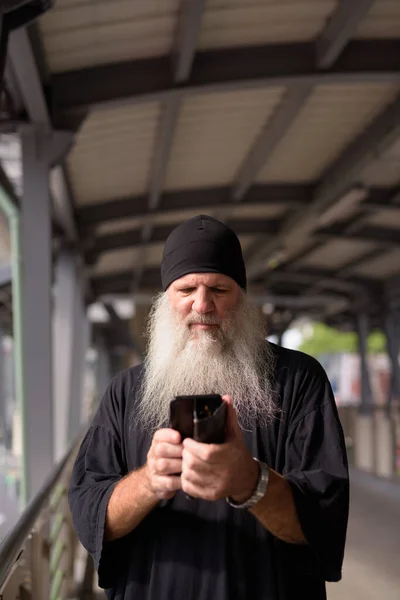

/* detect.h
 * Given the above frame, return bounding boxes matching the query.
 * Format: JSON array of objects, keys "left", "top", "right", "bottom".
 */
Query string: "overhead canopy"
[{"left": 2, "top": 0, "right": 400, "bottom": 333}]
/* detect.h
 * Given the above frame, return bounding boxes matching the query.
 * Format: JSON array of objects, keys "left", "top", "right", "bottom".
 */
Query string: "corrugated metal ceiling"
[
  {"left": 68, "top": 102, "right": 160, "bottom": 205},
  {"left": 198, "top": 0, "right": 338, "bottom": 49},
  {"left": 165, "top": 88, "right": 284, "bottom": 190},
  {"left": 350, "top": 248, "right": 400, "bottom": 279},
  {"left": 299, "top": 239, "right": 378, "bottom": 270},
  {"left": 257, "top": 82, "right": 400, "bottom": 183},
  {"left": 355, "top": 0, "right": 400, "bottom": 39},
  {"left": 361, "top": 137, "right": 400, "bottom": 188},
  {"left": 39, "top": 0, "right": 180, "bottom": 72}
]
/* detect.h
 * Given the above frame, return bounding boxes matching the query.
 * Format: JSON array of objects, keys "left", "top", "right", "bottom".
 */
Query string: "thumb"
[{"left": 222, "top": 395, "right": 241, "bottom": 441}]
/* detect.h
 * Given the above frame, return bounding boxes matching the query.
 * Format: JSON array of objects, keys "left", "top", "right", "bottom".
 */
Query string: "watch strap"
[{"left": 226, "top": 458, "right": 269, "bottom": 509}]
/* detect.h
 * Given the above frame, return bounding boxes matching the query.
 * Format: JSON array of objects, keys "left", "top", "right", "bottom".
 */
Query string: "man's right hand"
[{"left": 145, "top": 429, "right": 183, "bottom": 500}]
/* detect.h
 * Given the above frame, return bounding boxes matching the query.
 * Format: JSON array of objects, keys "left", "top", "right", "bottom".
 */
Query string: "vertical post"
[
  {"left": 354, "top": 311, "right": 375, "bottom": 473},
  {"left": 0, "top": 12, "right": 9, "bottom": 93},
  {"left": 384, "top": 310, "right": 400, "bottom": 408},
  {"left": 52, "top": 252, "right": 78, "bottom": 461},
  {"left": 20, "top": 125, "right": 53, "bottom": 500},
  {"left": 68, "top": 286, "right": 90, "bottom": 442},
  {"left": 357, "top": 312, "right": 373, "bottom": 413},
  {"left": 96, "top": 338, "right": 111, "bottom": 401},
  {"left": 0, "top": 327, "right": 4, "bottom": 445}
]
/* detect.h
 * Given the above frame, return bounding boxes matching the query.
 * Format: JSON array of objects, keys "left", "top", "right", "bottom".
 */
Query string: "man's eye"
[
  {"left": 212, "top": 288, "right": 226, "bottom": 293},
  {"left": 181, "top": 288, "right": 194, "bottom": 293}
]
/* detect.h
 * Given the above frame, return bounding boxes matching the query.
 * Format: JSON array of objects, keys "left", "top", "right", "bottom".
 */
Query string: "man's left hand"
[{"left": 181, "top": 395, "right": 259, "bottom": 503}]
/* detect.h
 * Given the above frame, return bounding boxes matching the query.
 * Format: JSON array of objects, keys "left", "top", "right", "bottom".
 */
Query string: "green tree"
[{"left": 298, "top": 322, "right": 386, "bottom": 359}]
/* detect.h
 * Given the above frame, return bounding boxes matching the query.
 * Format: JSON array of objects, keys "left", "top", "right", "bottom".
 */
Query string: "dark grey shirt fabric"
[{"left": 68, "top": 343, "right": 349, "bottom": 600}]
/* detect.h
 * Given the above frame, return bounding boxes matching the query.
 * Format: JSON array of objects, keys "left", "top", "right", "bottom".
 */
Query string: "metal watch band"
[{"left": 226, "top": 458, "right": 269, "bottom": 510}]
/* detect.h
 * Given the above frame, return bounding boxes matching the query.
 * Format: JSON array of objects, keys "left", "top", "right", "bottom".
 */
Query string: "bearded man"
[{"left": 69, "top": 215, "right": 349, "bottom": 600}]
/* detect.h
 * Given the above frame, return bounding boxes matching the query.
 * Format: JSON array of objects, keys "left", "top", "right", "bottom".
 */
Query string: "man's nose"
[{"left": 192, "top": 289, "right": 214, "bottom": 314}]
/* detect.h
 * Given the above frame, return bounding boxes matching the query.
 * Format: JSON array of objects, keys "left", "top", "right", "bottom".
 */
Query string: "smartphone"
[{"left": 170, "top": 394, "right": 226, "bottom": 443}]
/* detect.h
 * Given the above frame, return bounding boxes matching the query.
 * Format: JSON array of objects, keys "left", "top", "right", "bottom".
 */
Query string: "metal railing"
[{"left": 0, "top": 430, "right": 95, "bottom": 600}]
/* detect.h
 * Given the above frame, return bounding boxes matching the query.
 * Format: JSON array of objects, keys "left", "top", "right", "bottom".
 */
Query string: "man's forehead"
[{"left": 175, "top": 272, "right": 235, "bottom": 286}]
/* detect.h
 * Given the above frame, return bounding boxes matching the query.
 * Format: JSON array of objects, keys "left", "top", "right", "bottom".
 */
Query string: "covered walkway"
[{"left": 0, "top": 1, "right": 400, "bottom": 599}]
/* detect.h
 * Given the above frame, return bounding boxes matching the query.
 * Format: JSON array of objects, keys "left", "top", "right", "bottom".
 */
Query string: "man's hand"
[
  {"left": 181, "top": 396, "right": 259, "bottom": 502},
  {"left": 145, "top": 429, "right": 183, "bottom": 500}
]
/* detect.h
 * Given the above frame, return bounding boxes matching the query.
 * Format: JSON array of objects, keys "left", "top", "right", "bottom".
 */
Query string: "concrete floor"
[{"left": 327, "top": 468, "right": 400, "bottom": 600}]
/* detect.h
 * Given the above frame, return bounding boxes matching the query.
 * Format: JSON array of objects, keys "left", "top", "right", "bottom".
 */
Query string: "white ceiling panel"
[
  {"left": 144, "top": 243, "right": 165, "bottom": 267},
  {"left": 350, "top": 248, "right": 400, "bottom": 279},
  {"left": 198, "top": 0, "right": 337, "bottom": 49},
  {"left": 39, "top": 0, "right": 180, "bottom": 72},
  {"left": 92, "top": 248, "right": 138, "bottom": 276},
  {"left": 363, "top": 210, "right": 400, "bottom": 230},
  {"left": 68, "top": 102, "right": 160, "bottom": 206},
  {"left": 230, "top": 203, "right": 288, "bottom": 219},
  {"left": 95, "top": 217, "right": 144, "bottom": 236},
  {"left": 355, "top": 0, "right": 400, "bottom": 39},
  {"left": 150, "top": 208, "right": 215, "bottom": 226},
  {"left": 299, "top": 239, "right": 377, "bottom": 270},
  {"left": 361, "top": 137, "right": 400, "bottom": 188},
  {"left": 165, "top": 88, "right": 285, "bottom": 190},
  {"left": 258, "top": 83, "right": 400, "bottom": 183}
]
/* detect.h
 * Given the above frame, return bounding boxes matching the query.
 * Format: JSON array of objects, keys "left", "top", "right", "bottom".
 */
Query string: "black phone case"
[
  {"left": 170, "top": 395, "right": 226, "bottom": 444},
  {"left": 193, "top": 402, "right": 227, "bottom": 444}
]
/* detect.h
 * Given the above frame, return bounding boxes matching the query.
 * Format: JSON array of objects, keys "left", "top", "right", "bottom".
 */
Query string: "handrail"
[{"left": 0, "top": 427, "right": 85, "bottom": 590}]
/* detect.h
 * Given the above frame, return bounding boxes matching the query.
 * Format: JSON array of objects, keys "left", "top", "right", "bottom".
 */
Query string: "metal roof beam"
[
  {"left": 338, "top": 247, "right": 389, "bottom": 276},
  {"left": 148, "top": 96, "right": 181, "bottom": 212},
  {"left": 232, "top": 84, "right": 311, "bottom": 201},
  {"left": 316, "top": 0, "right": 375, "bottom": 69},
  {"left": 246, "top": 93, "right": 400, "bottom": 279},
  {"left": 51, "top": 40, "right": 400, "bottom": 119},
  {"left": 174, "top": 0, "right": 205, "bottom": 83},
  {"left": 76, "top": 184, "right": 311, "bottom": 226},
  {"left": 90, "top": 265, "right": 379, "bottom": 299},
  {"left": 135, "top": 1, "right": 205, "bottom": 290},
  {"left": 266, "top": 268, "right": 374, "bottom": 294},
  {"left": 7, "top": 26, "right": 49, "bottom": 127},
  {"left": 91, "top": 268, "right": 161, "bottom": 296},
  {"left": 6, "top": 26, "right": 79, "bottom": 244},
  {"left": 88, "top": 218, "right": 282, "bottom": 258},
  {"left": 316, "top": 225, "right": 400, "bottom": 245}
]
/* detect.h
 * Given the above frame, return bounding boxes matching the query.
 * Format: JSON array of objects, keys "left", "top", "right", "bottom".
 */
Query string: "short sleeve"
[
  {"left": 283, "top": 364, "right": 349, "bottom": 582},
  {"left": 68, "top": 377, "right": 129, "bottom": 589}
]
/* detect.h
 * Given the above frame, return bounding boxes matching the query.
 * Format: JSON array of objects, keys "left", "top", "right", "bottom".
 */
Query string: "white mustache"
[{"left": 185, "top": 313, "right": 222, "bottom": 326}]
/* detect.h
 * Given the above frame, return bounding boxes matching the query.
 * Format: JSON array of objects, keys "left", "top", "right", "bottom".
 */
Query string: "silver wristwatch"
[{"left": 226, "top": 458, "right": 269, "bottom": 509}]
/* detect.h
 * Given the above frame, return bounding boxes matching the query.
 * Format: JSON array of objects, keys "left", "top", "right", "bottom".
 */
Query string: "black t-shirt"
[{"left": 68, "top": 343, "right": 349, "bottom": 600}]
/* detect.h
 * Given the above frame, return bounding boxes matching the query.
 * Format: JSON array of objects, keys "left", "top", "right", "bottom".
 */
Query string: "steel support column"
[
  {"left": 0, "top": 327, "right": 4, "bottom": 446},
  {"left": 356, "top": 312, "right": 373, "bottom": 413},
  {"left": 96, "top": 338, "right": 111, "bottom": 402},
  {"left": 52, "top": 251, "right": 79, "bottom": 462},
  {"left": 20, "top": 125, "right": 53, "bottom": 500},
  {"left": 68, "top": 288, "right": 90, "bottom": 442},
  {"left": 384, "top": 310, "right": 400, "bottom": 409}
]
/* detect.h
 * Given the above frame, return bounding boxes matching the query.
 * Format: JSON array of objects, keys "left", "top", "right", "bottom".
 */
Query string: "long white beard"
[{"left": 134, "top": 291, "right": 277, "bottom": 432}]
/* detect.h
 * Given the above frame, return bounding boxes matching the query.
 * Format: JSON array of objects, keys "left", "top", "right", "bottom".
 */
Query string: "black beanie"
[{"left": 161, "top": 215, "right": 246, "bottom": 291}]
